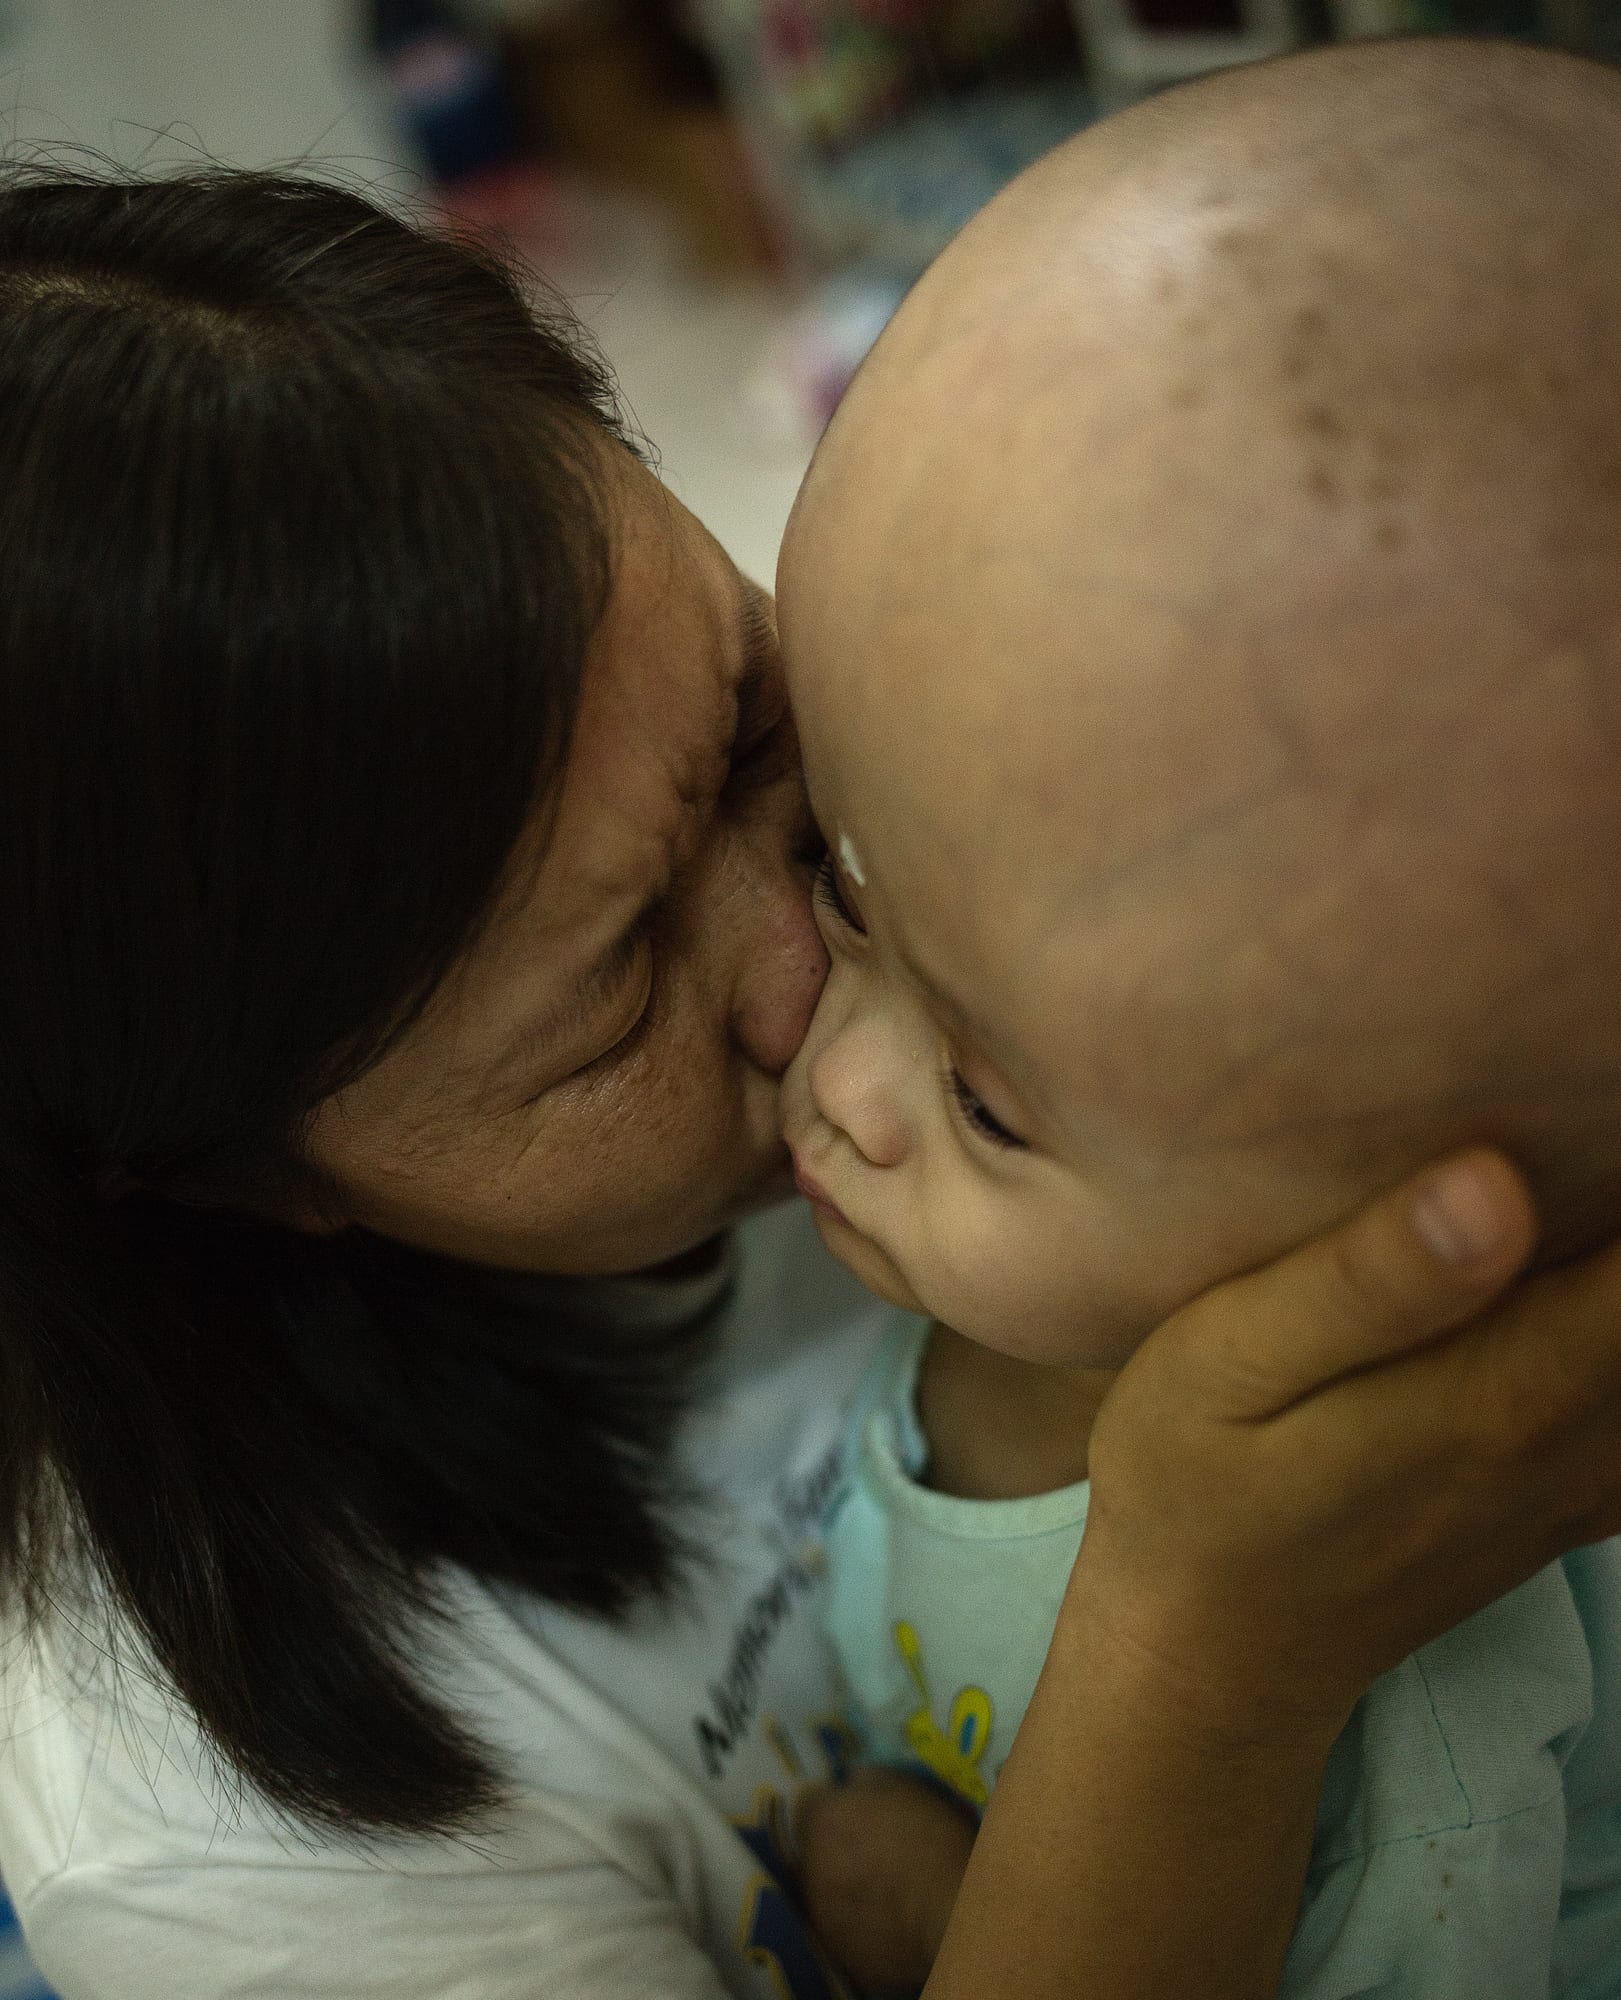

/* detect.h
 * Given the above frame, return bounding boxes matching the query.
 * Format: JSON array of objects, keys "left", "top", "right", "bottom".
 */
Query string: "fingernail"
[{"left": 1410, "top": 1159, "right": 1504, "bottom": 1266}]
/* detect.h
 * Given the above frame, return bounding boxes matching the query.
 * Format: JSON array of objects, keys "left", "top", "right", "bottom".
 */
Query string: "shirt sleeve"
[
  {"left": 1554, "top": 1537, "right": 1621, "bottom": 1998},
  {"left": 23, "top": 1850, "right": 739, "bottom": 2000}
]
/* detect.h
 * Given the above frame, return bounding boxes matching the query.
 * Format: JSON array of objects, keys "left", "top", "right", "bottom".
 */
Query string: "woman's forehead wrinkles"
[
  {"left": 422, "top": 752, "right": 694, "bottom": 1107},
  {"left": 472, "top": 588, "right": 737, "bottom": 1010},
  {"left": 540, "top": 607, "right": 733, "bottom": 896},
  {"left": 527, "top": 751, "right": 693, "bottom": 948}
]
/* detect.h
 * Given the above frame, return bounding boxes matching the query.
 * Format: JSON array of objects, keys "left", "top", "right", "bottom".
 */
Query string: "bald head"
[
  {"left": 781, "top": 40, "right": 1621, "bottom": 1259},
  {"left": 798, "top": 37, "right": 1621, "bottom": 615}
]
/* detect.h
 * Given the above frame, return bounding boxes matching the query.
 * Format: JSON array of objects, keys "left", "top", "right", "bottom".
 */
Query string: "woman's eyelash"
[
  {"left": 813, "top": 852, "right": 866, "bottom": 936},
  {"left": 945, "top": 1060, "right": 1026, "bottom": 1151},
  {"left": 552, "top": 966, "right": 657, "bottom": 1097},
  {"left": 591, "top": 989, "right": 656, "bottom": 1070}
]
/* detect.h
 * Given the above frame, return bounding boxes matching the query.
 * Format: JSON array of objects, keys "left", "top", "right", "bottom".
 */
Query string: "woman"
[{"left": 0, "top": 166, "right": 1618, "bottom": 2000}]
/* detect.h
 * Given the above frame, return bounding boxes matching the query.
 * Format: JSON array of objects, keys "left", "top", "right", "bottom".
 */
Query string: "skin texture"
[
  {"left": 306, "top": 447, "right": 827, "bottom": 1274},
  {"left": 776, "top": 36, "right": 1621, "bottom": 1996},
  {"left": 780, "top": 38, "right": 1621, "bottom": 1384}
]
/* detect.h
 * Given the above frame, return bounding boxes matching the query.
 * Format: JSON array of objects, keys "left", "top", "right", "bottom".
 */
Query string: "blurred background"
[
  {"left": 0, "top": 0, "right": 1613, "bottom": 597},
  {"left": 0, "top": 0, "right": 1616, "bottom": 1989}
]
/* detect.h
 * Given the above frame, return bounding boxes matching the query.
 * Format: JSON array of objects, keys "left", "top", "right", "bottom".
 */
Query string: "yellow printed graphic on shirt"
[{"left": 894, "top": 1620, "right": 993, "bottom": 1808}]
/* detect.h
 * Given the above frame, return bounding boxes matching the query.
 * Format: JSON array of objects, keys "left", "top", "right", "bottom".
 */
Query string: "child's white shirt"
[{"left": 826, "top": 1315, "right": 1621, "bottom": 1999}]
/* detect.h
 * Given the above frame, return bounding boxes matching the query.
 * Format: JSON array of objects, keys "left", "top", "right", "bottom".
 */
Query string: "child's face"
[
  {"left": 776, "top": 644, "right": 1386, "bottom": 1368},
  {"left": 772, "top": 396, "right": 1423, "bottom": 1370},
  {"left": 778, "top": 66, "right": 1621, "bottom": 1360},
  {"left": 775, "top": 308, "right": 1613, "bottom": 1368}
]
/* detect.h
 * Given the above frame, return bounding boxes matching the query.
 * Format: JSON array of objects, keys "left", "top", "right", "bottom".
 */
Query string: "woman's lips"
[{"left": 792, "top": 1161, "right": 850, "bottom": 1228}]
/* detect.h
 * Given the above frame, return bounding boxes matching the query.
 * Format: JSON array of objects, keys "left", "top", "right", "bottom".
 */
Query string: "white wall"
[
  {"left": 0, "top": 0, "right": 411, "bottom": 178},
  {"left": 0, "top": 0, "right": 807, "bottom": 582}
]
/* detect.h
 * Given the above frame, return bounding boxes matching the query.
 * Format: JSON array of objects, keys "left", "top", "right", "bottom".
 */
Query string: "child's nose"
[{"left": 807, "top": 1020, "right": 910, "bottom": 1169}]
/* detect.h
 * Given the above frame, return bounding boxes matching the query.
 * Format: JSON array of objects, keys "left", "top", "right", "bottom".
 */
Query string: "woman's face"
[{"left": 304, "top": 452, "right": 826, "bottom": 1274}]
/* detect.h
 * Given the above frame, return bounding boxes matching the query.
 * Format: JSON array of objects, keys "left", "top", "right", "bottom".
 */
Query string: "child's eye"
[
  {"left": 813, "top": 851, "right": 867, "bottom": 937},
  {"left": 945, "top": 1062, "right": 1027, "bottom": 1151}
]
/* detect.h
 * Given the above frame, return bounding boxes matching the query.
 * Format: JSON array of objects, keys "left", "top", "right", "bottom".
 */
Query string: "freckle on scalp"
[
  {"left": 1214, "top": 225, "right": 1260, "bottom": 261},
  {"left": 1280, "top": 303, "right": 1329, "bottom": 381}
]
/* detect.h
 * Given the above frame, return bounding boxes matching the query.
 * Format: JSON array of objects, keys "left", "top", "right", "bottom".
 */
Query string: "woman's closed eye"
[
  {"left": 813, "top": 851, "right": 867, "bottom": 937},
  {"left": 574, "top": 968, "right": 658, "bottom": 1080},
  {"left": 515, "top": 954, "right": 659, "bottom": 1107}
]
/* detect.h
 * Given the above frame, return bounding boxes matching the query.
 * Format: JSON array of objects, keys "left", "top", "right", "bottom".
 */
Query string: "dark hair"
[{"left": 0, "top": 168, "right": 699, "bottom": 1836}]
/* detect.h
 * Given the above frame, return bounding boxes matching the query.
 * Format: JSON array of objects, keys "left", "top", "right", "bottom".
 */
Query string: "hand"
[
  {"left": 796, "top": 1767, "right": 977, "bottom": 1996},
  {"left": 1073, "top": 1146, "right": 1621, "bottom": 1740}
]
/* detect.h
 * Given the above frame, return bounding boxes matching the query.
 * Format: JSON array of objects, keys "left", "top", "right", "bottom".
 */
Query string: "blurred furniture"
[{"left": 691, "top": 0, "right": 1092, "bottom": 269}]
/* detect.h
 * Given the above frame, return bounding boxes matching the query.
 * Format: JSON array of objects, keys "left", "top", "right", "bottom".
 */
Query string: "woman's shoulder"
[
  {"left": 0, "top": 1583, "right": 749, "bottom": 2000},
  {"left": 0, "top": 1208, "right": 899, "bottom": 1897},
  {"left": 0, "top": 1558, "right": 707, "bottom": 1895}
]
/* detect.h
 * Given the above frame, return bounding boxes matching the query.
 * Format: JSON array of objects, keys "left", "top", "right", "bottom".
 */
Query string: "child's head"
[{"left": 779, "top": 38, "right": 1621, "bottom": 1367}]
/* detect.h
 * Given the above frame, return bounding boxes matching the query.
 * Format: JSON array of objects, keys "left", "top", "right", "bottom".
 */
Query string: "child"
[{"left": 778, "top": 34, "right": 1621, "bottom": 1998}]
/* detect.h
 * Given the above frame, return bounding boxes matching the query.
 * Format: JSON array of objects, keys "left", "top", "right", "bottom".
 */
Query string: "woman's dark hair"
[{"left": 0, "top": 168, "right": 698, "bottom": 1836}]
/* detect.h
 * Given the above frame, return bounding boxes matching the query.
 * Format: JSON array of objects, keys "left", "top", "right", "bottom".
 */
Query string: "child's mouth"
[{"left": 791, "top": 1159, "right": 851, "bottom": 1229}]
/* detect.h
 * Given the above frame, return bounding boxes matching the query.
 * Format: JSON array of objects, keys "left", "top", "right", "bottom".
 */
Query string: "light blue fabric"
[
  {"left": 1553, "top": 1537, "right": 1621, "bottom": 1997},
  {"left": 824, "top": 1320, "right": 1621, "bottom": 1996}
]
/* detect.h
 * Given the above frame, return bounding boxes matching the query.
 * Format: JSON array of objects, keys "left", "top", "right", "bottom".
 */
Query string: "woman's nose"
[
  {"left": 718, "top": 783, "right": 830, "bottom": 1077},
  {"left": 731, "top": 866, "right": 828, "bottom": 1076}
]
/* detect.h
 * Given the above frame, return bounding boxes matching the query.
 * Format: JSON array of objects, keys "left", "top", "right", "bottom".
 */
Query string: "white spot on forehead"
[{"left": 838, "top": 831, "right": 867, "bottom": 886}]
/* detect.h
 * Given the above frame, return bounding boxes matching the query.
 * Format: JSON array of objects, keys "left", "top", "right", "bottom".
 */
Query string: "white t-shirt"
[{"left": 0, "top": 1203, "right": 902, "bottom": 2000}]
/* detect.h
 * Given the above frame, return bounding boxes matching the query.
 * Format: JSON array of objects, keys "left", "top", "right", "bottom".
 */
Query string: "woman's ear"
[
  {"left": 273, "top": 1191, "right": 350, "bottom": 1237},
  {"left": 149, "top": 1159, "right": 353, "bottom": 1237},
  {"left": 264, "top": 1160, "right": 352, "bottom": 1236}
]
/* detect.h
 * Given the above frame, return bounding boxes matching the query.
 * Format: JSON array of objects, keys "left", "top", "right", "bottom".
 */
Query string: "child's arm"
[
  {"left": 803, "top": 1149, "right": 1621, "bottom": 1998},
  {"left": 796, "top": 1769, "right": 977, "bottom": 1993},
  {"left": 796, "top": 1686, "right": 1327, "bottom": 1998}
]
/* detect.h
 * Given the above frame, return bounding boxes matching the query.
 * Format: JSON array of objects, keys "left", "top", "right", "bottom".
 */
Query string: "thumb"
[{"left": 1165, "top": 1147, "right": 1538, "bottom": 1420}]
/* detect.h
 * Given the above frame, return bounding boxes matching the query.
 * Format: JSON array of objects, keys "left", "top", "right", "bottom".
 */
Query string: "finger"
[
  {"left": 1452, "top": 1235, "right": 1621, "bottom": 1468},
  {"left": 1165, "top": 1148, "right": 1538, "bottom": 1419}
]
